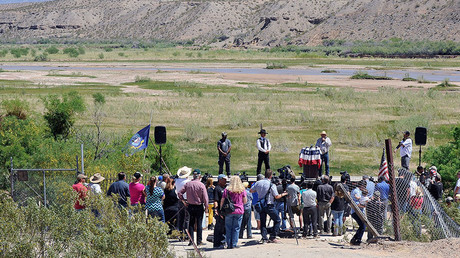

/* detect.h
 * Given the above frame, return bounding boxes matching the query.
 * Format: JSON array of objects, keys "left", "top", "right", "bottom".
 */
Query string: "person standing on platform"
[
  {"left": 394, "top": 131, "right": 412, "bottom": 170},
  {"left": 217, "top": 132, "right": 232, "bottom": 176},
  {"left": 316, "top": 131, "right": 332, "bottom": 176},
  {"left": 256, "top": 129, "right": 271, "bottom": 175}
]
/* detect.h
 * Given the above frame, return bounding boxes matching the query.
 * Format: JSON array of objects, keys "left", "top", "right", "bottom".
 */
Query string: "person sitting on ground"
[
  {"left": 221, "top": 176, "right": 247, "bottom": 249},
  {"left": 107, "top": 172, "right": 130, "bottom": 208},
  {"left": 72, "top": 174, "right": 88, "bottom": 211},
  {"left": 301, "top": 181, "right": 318, "bottom": 238},
  {"left": 144, "top": 176, "right": 165, "bottom": 222}
]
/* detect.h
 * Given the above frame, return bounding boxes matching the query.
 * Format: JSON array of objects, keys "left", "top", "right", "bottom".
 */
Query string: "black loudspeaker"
[
  {"left": 415, "top": 127, "right": 427, "bottom": 146},
  {"left": 154, "top": 126, "right": 167, "bottom": 145}
]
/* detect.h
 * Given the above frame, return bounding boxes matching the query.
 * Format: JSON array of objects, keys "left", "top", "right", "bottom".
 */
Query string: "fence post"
[
  {"left": 385, "top": 139, "right": 401, "bottom": 241},
  {"left": 10, "top": 157, "right": 14, "bottom": 200},
  {"left": 43, "top": 170, "right": 47, "bottom": 207}
]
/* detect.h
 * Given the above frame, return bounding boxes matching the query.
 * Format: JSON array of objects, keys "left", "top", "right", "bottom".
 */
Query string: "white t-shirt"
[
  {"left": 89, "top": 183, "right": 102, "bottom": 194},
  {"left": 409, "top": 180, "right": 417, "bottom": 197},
  {"left": 400, "top": 138, "right": 413, "bottom": 158},
  {"left": 455, "top": 178, "right": 460, "bottom": 194}
]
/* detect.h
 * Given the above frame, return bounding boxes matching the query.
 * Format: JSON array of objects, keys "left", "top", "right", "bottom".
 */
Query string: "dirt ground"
[
  {"left": 0, "top": 62, "right": 443, "bottom": 92},
  {"left": 170, "top": 214, "right": 460, "bottom": 258}
]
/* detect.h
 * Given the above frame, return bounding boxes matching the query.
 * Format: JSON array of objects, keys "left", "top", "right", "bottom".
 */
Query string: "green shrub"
[
  {"left": 0, "top": 49, "right": 8, "bottom": 57},
  {"left": 351, "top": 71, "right": 393, "bottom": 80},
  {"left": 104, "top": 47, "right": 113, "bottom": 52},
  {"left": 424, "top": 126, "right": 460, "bottom": 188},
  {"left": 42, "top": 91, "right": 86, "bottom": 139},
  {"left": 402, "top": 73, "right": 416, "bottom": 81},
  {"left": 34, "top": 53, "right": 49, "bottom": 62},
  {"left": 78, "top": 46, "right": 85, "bottom": 55},
  {"left": 321, "top": 69, "right": 338, "bottom": 73},
  {"left": 1, "top": 98, "right": 29, "bottom": 119},
  {"left": 0, "top": 189, "right": 173, "bottom": 257},
  {"left": 10, "top": 48, "right": 29, "bottom": 58},
  {"left": 266, "top": 62, "right": 287, "bottom": 69},
  {"left": 98, "top": 53, "right": 104, "bottom": 59},
  {"left": 45, "top": 46, "right": 59, "bottom": 54},
  {"left": 63, "top": 48, "right": 79, "bottom": 58},
  {"left": 118, "top": 52, "right": 125, "bottom": 57}
]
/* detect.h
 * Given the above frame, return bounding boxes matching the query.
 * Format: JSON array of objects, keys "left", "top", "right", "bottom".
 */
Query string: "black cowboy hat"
[{"left": 258, "top": 129, "right": 268, "bottom": 134}]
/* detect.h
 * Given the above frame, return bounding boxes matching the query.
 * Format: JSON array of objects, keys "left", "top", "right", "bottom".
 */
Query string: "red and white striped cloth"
[
  {"left": 298, "top": 146, "right": 322, "bottom": 169},
  {"left": 378, "top": 148, "right": 389, "bottom": 181}
]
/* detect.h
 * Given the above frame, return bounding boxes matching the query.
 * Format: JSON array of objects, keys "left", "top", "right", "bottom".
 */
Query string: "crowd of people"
[{"left": 69, "top": 129, "right": 460, "bottom": 249}]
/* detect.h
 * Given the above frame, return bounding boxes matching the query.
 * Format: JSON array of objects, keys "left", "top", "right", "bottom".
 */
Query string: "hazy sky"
[{"left": 1, "top": 0, "right": 52, "bottom": 3}]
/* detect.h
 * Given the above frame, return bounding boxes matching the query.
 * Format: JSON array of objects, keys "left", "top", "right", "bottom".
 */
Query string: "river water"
[{"left": 1, "top": 65, "right": 459, "bottom": 82}]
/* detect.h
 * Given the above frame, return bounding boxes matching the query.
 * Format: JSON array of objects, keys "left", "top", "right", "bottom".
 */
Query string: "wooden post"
[{"left": 385, "top": 139, "right": 401, "bottom": 241}]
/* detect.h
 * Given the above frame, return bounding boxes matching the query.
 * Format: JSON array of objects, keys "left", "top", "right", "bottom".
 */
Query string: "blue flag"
[{"left": 123, "top": 125, "right": 150, "bottom": 156}]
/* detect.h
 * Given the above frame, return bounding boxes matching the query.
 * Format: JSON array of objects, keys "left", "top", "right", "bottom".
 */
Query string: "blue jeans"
[
  {"left": 351, "top": 212, "right": 366, "bottom": 243},
  {"left": 225, "top": 213, "right": 243, "bottom": 248},
  {"left": 148, "top": 209, "right": 165, "bottom": 222},
  {"left": 239, "top": 208, "right": 252, "bottom": 238},
  {"left": 275, "top": 201, "right": 287, "bottom": 230},
  {"left": 331, "top": 210, "right": 344, "bottom": 235},
  {"left": 260, "top": 204, "right": 281, "bottom": 240},
  {"left": 320, "top": 152, "right": 329, "bottom": 176}
]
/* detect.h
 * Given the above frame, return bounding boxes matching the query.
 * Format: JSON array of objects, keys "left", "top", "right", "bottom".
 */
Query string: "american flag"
[{"left": 378, "top": 148, "right": 389, "bottom": 180}]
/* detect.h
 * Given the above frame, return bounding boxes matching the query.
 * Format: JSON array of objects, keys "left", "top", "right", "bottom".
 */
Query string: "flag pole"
[{"left": 143, "top": 111, "right": 154, "bottom": 170}]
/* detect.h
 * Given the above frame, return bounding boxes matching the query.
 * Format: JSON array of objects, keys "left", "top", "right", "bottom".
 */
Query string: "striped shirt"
[{"left": 145, "top": 185, "right": 164, "bottom": 212}]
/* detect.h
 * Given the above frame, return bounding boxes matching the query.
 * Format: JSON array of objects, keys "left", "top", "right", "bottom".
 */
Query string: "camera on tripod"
[
  {"left": 201, "top": 172, "right": 213, "bottom": 184},
  {"left": 277, "top": 165, "right": 295, "bottom": 180}
]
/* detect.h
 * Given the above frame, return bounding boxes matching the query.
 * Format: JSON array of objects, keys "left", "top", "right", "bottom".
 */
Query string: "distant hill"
[{"left": 0, "top": 0, "right": 458, "bottom": 46}]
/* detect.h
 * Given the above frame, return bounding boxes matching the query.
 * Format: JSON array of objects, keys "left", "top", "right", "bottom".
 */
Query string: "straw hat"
[
  {"left": 177, "top": 166, "right": 192, "bottom": 179},
  {"left": 89, "top": 173, "right": 105, "bottom": 183},
  {"left": 321, "top": 131, "right": 327, "bottom": 135}
]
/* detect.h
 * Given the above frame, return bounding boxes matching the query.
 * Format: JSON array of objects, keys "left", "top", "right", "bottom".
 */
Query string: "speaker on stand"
[
  {"left": 154, "top": 126, "right": 167, "bottom": 174},
  {"left": 415, "top": 127, "right": 427, "bottom": 167}
]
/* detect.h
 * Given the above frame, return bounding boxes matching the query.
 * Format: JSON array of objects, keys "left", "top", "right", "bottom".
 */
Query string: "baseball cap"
[
  {"left": 217, "top": 174, "right": 228, "bottom": 180},
  {"left": 77, "top": 174, "right": 87, "bottom": 180},
  {"left": 193, "top": 169, "right": 201, "bottom": 174}
]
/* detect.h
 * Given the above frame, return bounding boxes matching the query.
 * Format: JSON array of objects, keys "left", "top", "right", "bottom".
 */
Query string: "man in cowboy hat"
[
  {"left": 72, "top": 174, "right": 88, "bottom": 211},
  {"left": 217, "top": 132, "right": 232, "bottom": 176},
  {"left": 256, "top": 129, "right": 271, "bottom": 175},
  {"left": 175, "top": 166, "right": 192, "bottom": 237},
  {"left": 88, "top": 173, "right": 105, "bottom": 194},
  {"left": 316, "top": 131, "right": 332, "bottom": 176},
  {"left": 178, "top": 169, "right": 208, "bottom": 246}
]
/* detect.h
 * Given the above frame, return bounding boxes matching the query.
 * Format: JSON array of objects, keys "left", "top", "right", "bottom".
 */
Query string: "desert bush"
[
  {"left": 78, "top": 46, "right": 86, "bottom": 55},
  {"left": 98, "top": 53, "right": 104, "bottom": 59},
  {"left": 0, "top": 49, "right": 8, "bottom": 57},
  {"left": 34, "top": 53, "right": 49, "bottom": 62},
  {"left": 45, "top": 46, "right": 59, "bottom": 54},
  {"left": 0, "top": 188, "right": 173, "bottom": 257},
  {"left": 266, "top": 62, "right": 287, "bottom": 69},
  {"left": 135, "top": 76, "right": 151, "bottom": 83},
  {"left": 63, "top": 47, "right": 79, "bottom": 58},
  {"left": 2, "top": 98, "right": 29, "bottom": 119},
  {"left": 351, "top": 71, "right": 392, "bottom": 80},
  {"left": 183, "top": 122, "right": 208, "bottom": 142},
  {"left": 10, "top": 48, "right": 29, "bottom": 58},
  {"left": 42, "top": 91, "right": 86, "bottom": 139},
  {"left": 424, "top": 126, "right": 460, "bottom": 188},
  {"left": 104, "top": 47, "right": 113, "bottom": 52}
]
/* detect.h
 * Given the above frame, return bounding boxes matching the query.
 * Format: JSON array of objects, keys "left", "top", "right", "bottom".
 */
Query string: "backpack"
[{"left": 221, "top": 190, "right": 235, "bottom": 215}]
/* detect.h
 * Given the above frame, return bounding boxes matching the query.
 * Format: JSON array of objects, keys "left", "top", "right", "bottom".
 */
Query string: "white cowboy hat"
[
  {"left": 89, "top": 173, "right": 104, "bottom": 183},
  {"left": 177, "top": 166, "right": 192, "bottom": 179}
]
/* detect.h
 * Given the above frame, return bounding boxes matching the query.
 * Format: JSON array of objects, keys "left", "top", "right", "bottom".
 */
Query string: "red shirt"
[{"left": 72, "top": 183, "right": 88, "bottom": 209}]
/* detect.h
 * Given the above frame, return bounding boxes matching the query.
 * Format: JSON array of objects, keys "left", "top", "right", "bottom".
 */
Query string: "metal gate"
[{"left": 9, "top": 158, "right": 78, "bottom": 206}]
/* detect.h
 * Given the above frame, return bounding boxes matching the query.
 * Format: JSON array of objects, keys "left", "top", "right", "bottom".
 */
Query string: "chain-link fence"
[
  {"left": 11, "top": 168, "right": 77, "bottom": 207},
  {"left": 349, "top": 168, "right": 460, "bottom": 242}
]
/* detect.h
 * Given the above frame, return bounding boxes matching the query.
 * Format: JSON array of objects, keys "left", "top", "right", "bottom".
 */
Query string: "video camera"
[
  {"left": 201, "top": 172, "right": 213, "bottom": 184},
  {"left": 277, "top": 165, "right": 294, "bottom": 180},
  {"left": 340, "top": 171, "right": 350, "bottom": 184},
  {"left": 234, "top": 171, "right": 248, "bottom": 183}
]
